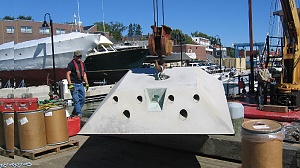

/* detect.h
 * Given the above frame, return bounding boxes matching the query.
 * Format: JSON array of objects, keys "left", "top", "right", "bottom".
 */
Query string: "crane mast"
[{"left": 275, "top": 0, "right": 300, "bottom": 108}]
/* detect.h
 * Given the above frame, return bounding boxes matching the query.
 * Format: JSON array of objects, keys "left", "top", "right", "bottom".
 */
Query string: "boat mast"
[{"left": 102, "top": 0, "right": 106, "bottom": 33}]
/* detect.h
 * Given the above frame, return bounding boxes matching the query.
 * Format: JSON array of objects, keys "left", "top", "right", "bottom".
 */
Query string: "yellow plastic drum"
[
  {"left": 17, "top": 110, "right": 47, "bottom": 151},
  {"left": 44, "top": 107, "right": 69, "bottom": 145},
  {"left": 241, "top": 119, "right": 284, "bottom": 168},
  {"left": 0, "top": 112, "right": 6, "bottom": 148}
]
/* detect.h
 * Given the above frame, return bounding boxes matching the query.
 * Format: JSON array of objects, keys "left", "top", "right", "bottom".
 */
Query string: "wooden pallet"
[
  {"left": 4, "top": 150, "right": 14, "bottom": 158},
  {"left": 262, "top": 105, "right": 289, "bottom": 112},
  {"left": 0, "top": 149, "right": 16, "bottom": 159},
  {"left": 0, "top": 147, "right": 6, "bottom": 156},
  {"left": 20, "top": 140, "right": 79, "bottom": 160},
  {"left": 0, "top": 147, "right": 22, "bottom": 159}
]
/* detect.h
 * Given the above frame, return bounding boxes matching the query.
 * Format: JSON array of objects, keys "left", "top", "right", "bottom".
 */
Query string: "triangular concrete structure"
[{"left": 79, "top": 67, "right": 234, "bottom": 134}]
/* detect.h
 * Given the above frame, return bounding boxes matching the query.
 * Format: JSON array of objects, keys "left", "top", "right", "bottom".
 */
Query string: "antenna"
[
  {"left": 77, "top": 0, "right": 81, "bottom": 22},
  {"left": 102, "top": 0, "right": 106, "bottom": 33},
  {"left": 77, "top": 0, "right": 82, "bottom": 32}
]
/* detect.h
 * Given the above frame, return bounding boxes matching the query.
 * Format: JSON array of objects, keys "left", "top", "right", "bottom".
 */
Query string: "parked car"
[
  {"left": 198, "top": 63, "right": 211, "bottom": 71},
  {"left": 209, "top": 63, "right": 225, "bottom": 71},
  {"left": 188, "top": 63, "right": 200, "bottom": 67}
]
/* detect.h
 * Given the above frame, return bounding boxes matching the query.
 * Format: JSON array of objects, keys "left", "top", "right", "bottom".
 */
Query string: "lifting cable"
[
  {"left": 152, "top": 0, "right": 165, "bottom": 26},
  {"left": 162, "top": 0, "right": 165, "bottom": 25}
]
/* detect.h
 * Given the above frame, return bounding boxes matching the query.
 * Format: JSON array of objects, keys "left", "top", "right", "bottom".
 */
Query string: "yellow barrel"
[
  {"left": 0, "top": 112, "right": 5, "bottom": 148},
  {"left": 44, "top": 107, "right": 69, "bottom": 145},
  {"left": 241, "top": 119, "right": 284, "bottom": 168},
  {"left": 3, "top": 112, "right": 19, "bottom": 152},
  {"left": 17, "top": 110, "right": 47, "bottom": 151}
]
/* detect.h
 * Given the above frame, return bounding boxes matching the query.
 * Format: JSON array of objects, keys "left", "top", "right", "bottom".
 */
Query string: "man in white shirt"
[{"left": 257, "top": 62, "right": 275, "bottom": 109}]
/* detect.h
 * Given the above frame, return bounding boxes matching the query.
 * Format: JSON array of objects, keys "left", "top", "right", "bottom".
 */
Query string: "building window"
[
  {"left": 56, "top": 29, "right": 66, "bottom": 34},
  {"left": 6, "top": 26, "right": 14, "bottom": 34},
  {"left": 20, "top": 26, "right": 32, "bottom": 33},
  {"left": 39, "top": 27, "right": 50, "bottom": 34}
]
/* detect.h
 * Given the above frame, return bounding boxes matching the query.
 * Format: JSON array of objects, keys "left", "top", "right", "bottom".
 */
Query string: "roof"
[{"left": 83, "top": 25, "right": 96, "bottom": 31}]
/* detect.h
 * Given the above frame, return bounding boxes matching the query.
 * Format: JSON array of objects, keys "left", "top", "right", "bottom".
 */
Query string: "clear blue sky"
[{"left": 0, "top": 0, "right": 285, "bottom": 47}]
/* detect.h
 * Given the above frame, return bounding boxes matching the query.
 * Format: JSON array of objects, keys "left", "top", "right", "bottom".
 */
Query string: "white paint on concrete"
[{"left": 80, "top": 67, "right": 234, "bottom": 134}]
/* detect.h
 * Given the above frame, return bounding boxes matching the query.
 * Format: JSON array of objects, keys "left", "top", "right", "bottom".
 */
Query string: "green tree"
[
  {"left": 3, "top": 16, "right": 14, "bottom": 20},
  {"left": 95, "top": 21, "right": 110, "bottom": 32},
  {"left": 17, "top": 15, "right": 32, "bottom": 20},
  {"left": 191, "top": 31, "right": 210, "bottom": 39},
  {"left": 134, "top": 24, "right": 142, "bottom": 36},
  {"left": 184, "top": 34, "right": 193, "bottom": 44},
  {"left": 127, "top": 23, "right": 142, "bottom": 36},
  {"left": 226, "top": 47, "right": 235, "bottom": 58},
  {"left": 171, "top": 29, "right": 194, "bottom": 44},
  {"left": 95, "top": 21, "right": 127, "bottom": 41},
  {"left": 108, "top": 21, "right": 127, "bottom": 42},
  {"left": 171, "top": 29, "right": 186, "bottom": 44},
  {"left": 128, "top": 23, "right": 134, "bottom": 36}
]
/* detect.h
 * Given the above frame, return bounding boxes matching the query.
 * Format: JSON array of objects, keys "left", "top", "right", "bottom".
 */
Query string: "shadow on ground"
[{"left": 65, "top": 135, "right": 202, "bottom": 168}]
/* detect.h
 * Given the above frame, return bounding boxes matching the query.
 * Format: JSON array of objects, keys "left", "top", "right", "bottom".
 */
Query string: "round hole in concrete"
[
  {"left": 137, "top": 95, "right": 143, "bottom": 103},
  {"left": 179, "top": 109, "right": 188, "bottom": 120},
  {"left": 123, "top": 110, "right": 130, "bottom": 119},
  {"left": 193, "top": 94, "right": 200, "bottom": 102},
  {"left": 113, "top": 96, "right": 118, "bottom": 103},
  {"left": 168, "top": 95, "right": 174, "bottom": 102}
]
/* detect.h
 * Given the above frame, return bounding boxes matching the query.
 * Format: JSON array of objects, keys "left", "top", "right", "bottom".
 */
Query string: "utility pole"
[{"left": 248, "top": 0, "right": 254, "bottom": 93}]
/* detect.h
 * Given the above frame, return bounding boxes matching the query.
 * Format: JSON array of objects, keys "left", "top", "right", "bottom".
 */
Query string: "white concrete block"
[{"left": 80, "top": 67, "right": 234, "bottom": 134}]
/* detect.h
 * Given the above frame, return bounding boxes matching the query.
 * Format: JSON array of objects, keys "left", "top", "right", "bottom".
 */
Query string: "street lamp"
[
  {"left": 171, "top": 31, "right": 185, "bottom": 66},
  {"left": 177, "top": 33, "right": 184, "bottom": 67},
  {"left": 42, "top": 13, "right": 57, "bottom": 94}
]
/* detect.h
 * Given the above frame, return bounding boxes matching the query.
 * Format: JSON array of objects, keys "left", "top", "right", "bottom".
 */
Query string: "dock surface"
[{"left": 0, "top": 134, "right": 241, "bottom": 168}]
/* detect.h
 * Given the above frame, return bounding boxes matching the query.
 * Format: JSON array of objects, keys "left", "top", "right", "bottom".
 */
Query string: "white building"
[{"left": 192, "top": 37, "right": 211, "bottom": 47}]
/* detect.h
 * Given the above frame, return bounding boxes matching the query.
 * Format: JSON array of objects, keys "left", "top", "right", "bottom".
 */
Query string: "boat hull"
[
  {"left": 0, "top": 68, "right": 68, "bottom": 87},
  {"left": 86, "top": 69, "right": 129, "bottom": 85},
  {"left": 84, "top": 48, "right": 149, "bottom": 71},
  {"left": 0, "top": 33, "right": 149, "bottom": 87},
  {"left": 1, "top": 68, "right": 131, "bottom": 87}
]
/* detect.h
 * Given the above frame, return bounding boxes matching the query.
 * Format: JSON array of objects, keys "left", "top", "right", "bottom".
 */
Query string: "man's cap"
[{"left": 74, "top": 50, "right": 82, "bottom": 57}]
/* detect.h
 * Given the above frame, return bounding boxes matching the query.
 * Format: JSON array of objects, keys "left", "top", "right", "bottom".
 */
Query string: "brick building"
[
  {"left": 172, "top": 44, "right": 206, "bottom": 60},
  {"left": 0, "top": 19, "right": 98, "bottom": 44}
]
